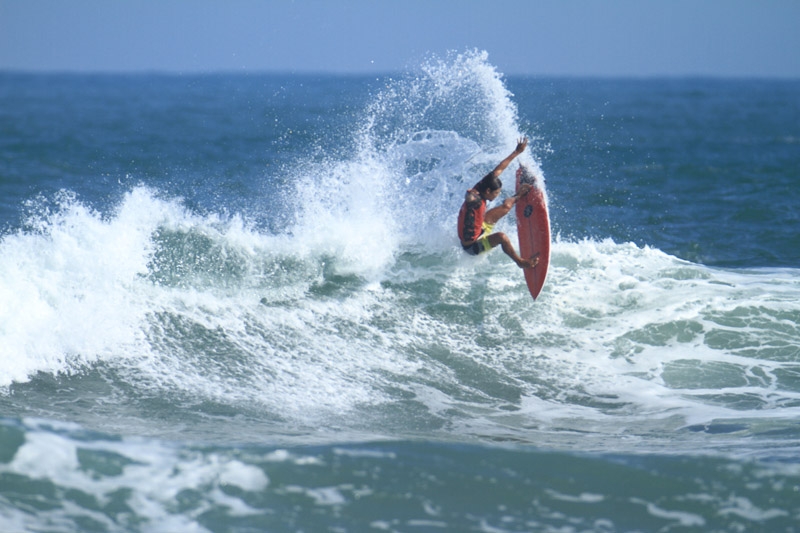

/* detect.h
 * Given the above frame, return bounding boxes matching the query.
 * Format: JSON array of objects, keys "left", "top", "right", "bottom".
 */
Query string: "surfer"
[{"left": 457, "top": 137, "right": 539, "bottom": 269}]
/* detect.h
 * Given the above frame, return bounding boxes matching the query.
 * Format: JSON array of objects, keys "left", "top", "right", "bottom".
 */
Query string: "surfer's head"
[{"left": 475, "top": 174, "right": 502, "bottom": 199}]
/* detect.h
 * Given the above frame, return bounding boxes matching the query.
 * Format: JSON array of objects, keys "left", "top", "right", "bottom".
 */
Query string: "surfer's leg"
[{"left": 487, "top": 232, "right": 538, "bottom": 269}]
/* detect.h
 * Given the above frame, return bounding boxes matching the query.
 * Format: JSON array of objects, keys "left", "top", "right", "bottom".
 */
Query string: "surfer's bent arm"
[
  {"left": 490, "top": 137, "right": 528, "bottom": 177},
  {"left": 500, "top": 185, "right": 531, "bottom": 210},
  {"left": 510, "top": 184, "right": 532, "bottom": 202}
]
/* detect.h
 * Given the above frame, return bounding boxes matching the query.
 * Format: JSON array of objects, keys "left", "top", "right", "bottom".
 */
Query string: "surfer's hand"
[
  {"left": 514, "top": 137, "right": 528, "bottom": 154},
  {"left": 515, "top": 184, "right": 532, "bottom": 199}
]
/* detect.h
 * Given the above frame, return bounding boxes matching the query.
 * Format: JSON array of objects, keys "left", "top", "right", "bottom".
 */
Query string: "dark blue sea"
[{"left": 2, "top": 50, "right": 800, "bottom": 532}]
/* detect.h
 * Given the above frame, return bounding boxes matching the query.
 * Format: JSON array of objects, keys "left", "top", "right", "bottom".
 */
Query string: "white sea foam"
[{"left": 0, "top": 189, "right": 170, "bottom": 386}]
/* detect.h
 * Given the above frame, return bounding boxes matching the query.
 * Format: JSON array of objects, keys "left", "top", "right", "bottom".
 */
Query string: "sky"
[{"left": 1, "top": 0, "right": 799, "bottom": 78}]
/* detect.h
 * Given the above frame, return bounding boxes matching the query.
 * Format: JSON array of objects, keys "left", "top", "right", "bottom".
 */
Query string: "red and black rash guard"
[{"left": 457, "top": 189, "right": 486, "bottom": 244}]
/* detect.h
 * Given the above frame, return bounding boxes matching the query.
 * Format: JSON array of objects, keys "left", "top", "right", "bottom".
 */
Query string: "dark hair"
[{"left": 475, "top": 173, "right": 502, "bottom": 195}]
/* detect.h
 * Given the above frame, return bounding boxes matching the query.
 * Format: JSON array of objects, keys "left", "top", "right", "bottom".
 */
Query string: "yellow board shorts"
[{"left": 462, "top": 223, "right": 495, "bottom": 256}]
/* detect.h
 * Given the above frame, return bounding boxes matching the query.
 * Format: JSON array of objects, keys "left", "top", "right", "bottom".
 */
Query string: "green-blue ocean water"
[{"left": 2, "top": 51, "right": 800, "bottom": 531}]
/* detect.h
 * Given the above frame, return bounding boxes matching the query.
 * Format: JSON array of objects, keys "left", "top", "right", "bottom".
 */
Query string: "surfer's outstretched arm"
[{"left": 489, "top": 137, "right": 528, "bottom": 178}]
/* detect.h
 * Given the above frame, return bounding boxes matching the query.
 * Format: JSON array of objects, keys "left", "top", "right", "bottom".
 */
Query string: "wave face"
[{"left": 2, "top": 52, "right": 800, "bottom": 531}]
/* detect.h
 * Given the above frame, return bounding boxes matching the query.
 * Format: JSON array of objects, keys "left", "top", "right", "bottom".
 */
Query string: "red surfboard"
[{"left": 515, "top": 165, "right": 550, "bottom": 300}]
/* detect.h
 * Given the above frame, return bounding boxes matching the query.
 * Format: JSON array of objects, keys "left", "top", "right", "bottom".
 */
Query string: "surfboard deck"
[{"left": 515, "top": 165, "right": 550, "bottom": 300}]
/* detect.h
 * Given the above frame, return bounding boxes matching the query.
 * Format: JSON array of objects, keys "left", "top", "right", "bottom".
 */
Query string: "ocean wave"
[
  {"left": 1, "top": 419, "right": 798, "bottom": 532},
  {"left": 2, "top": 185, "right": 799, "bottom": 451}
]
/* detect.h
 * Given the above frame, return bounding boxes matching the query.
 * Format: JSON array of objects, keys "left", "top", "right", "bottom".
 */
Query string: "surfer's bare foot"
[{"left": 518, "top": 256, "right": 539, "bottom": 269}]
